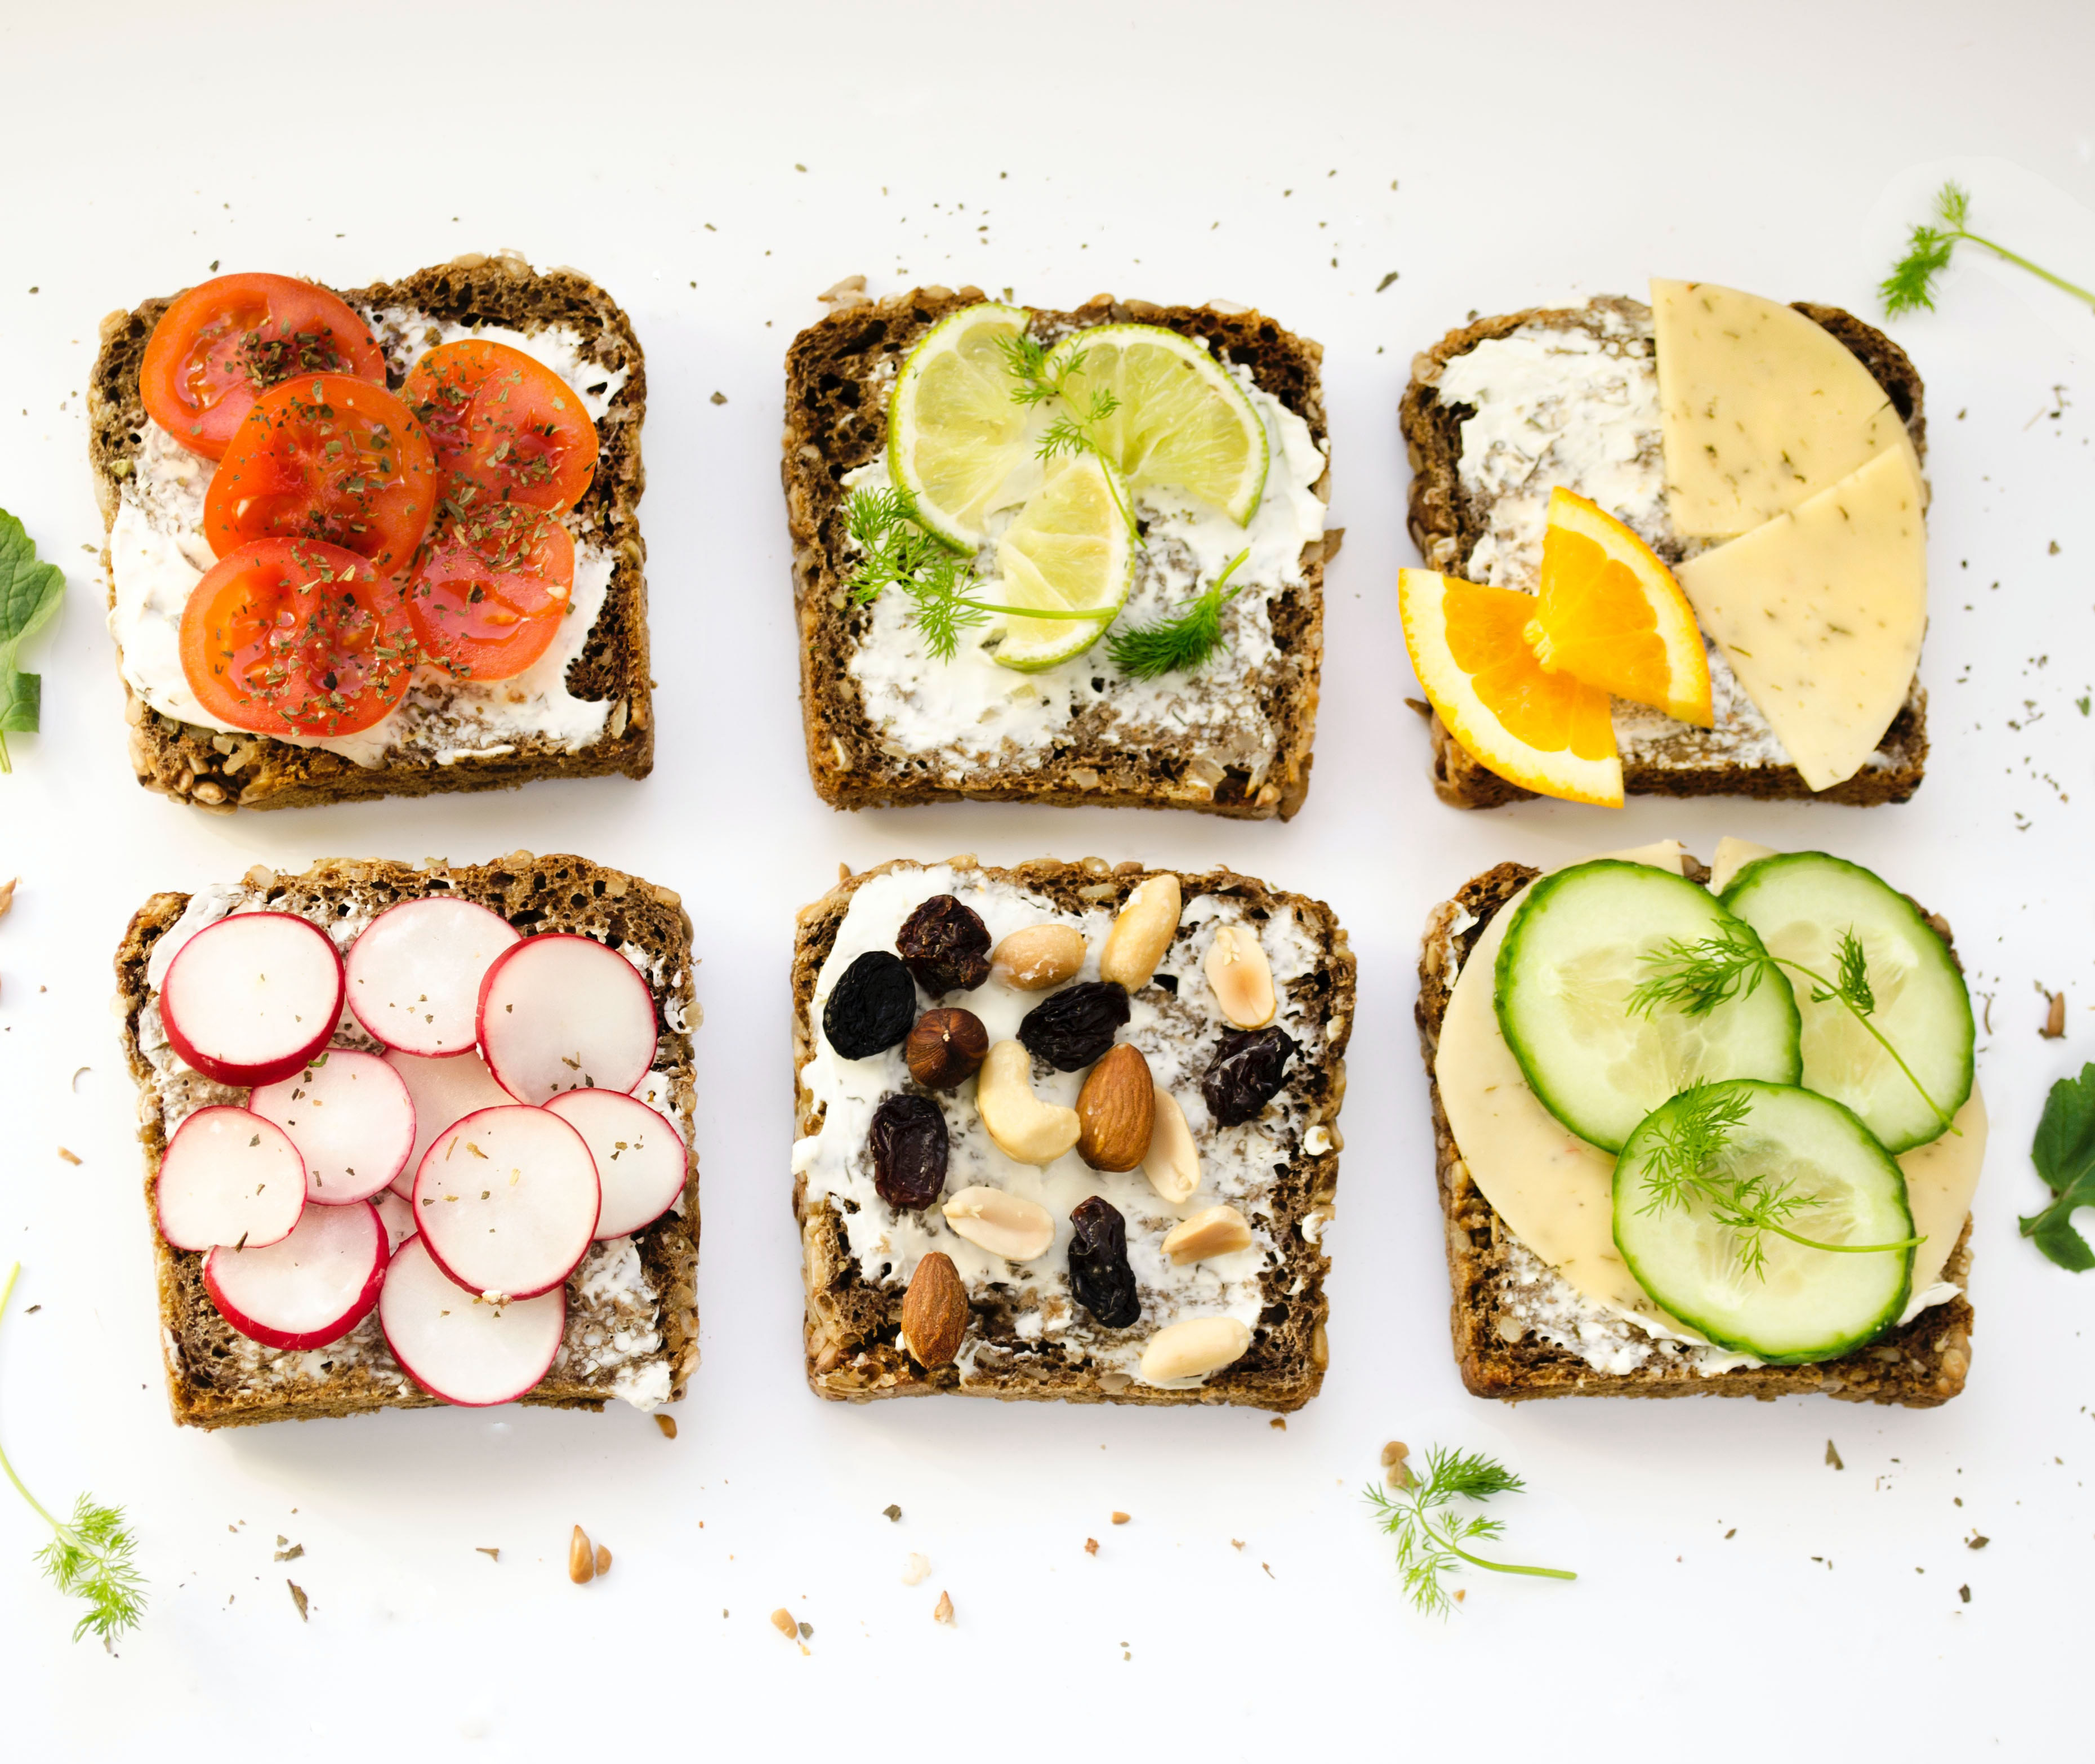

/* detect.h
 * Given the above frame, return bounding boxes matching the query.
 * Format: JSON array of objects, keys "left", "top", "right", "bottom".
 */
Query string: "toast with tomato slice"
[{"left": 88, "top": 252, "right": 650, "bottom": 812}]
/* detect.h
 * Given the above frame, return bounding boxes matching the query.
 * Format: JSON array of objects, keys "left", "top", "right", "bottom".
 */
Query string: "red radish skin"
[
  {"left": 412, "top": 1105, "right": 600, "bottom": 1301},
  {"left": 203, "top": 1200, "right": 387, "bottom": 1350},
  {"left": 249, "top": 1049, "right": 416, "bottom": 1205},
  {"left": 379, "top": 1235, "right": 565, "bottom": 1406},
  {"left": 346, "top": 897, "right": 520, "bottom": 1057},
  {"left": 156, "top": 1106, "right": 307, "bottom": 1251},
  {"left": 545, "top": 1089, "right": 687, "bottom": 1240},
  {"left": 383, "top": 1048, "right": 515, "bottom": 1199},
  {"left": 373, "top": 1188, "right": 418, "bottom": 1254},
  {"left": 476, "top": 934, "right": 657, "bottom": 1103},
  {"left": 161, "top": 911, "right": 345, "bottom": 1086}
]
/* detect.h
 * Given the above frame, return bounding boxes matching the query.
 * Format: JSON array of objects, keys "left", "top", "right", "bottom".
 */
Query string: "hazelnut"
[{"left": 904, "top": 1008, "right": 989, "bottom": 1090}]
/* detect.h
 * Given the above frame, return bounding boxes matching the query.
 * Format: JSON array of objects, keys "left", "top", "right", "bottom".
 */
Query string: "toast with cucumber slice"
[{"left": 1416, "top": 841, "right": 1980, "bottom": 1405}]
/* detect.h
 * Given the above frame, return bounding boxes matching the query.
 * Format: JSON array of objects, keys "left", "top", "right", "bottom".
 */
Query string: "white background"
[{"left": 1, "top": 2, "right": 2091, "bottom": 1756}]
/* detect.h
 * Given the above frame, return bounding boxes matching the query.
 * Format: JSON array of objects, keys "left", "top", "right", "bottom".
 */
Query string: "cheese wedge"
[
  {"left": 1652, "top": 279, "right": 1910, "bottom": 538},
  {"left": 1675, "top": 444, "right": 1927, "bottom": 792}
]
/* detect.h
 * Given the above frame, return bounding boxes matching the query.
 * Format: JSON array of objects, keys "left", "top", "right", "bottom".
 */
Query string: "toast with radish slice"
[{"left": 115, "top": 852, "right": 699, "bottom": 1429}]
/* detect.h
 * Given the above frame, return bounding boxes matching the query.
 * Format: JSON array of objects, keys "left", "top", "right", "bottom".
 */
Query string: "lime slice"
[
  {"left": 886, "top": 301, "right": 1035, "bottom": 550},
  {"left": 988, "top": 453, "right": 1134, "bottom": 672},
  {"left": 1044, "top": 324, "right": 1268, "bottom": 524}
]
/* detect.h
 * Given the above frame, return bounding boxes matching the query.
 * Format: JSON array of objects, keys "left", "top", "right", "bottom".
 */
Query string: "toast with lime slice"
[{"left": 783, "top": 285, "right": 1333, "bottom": 819}]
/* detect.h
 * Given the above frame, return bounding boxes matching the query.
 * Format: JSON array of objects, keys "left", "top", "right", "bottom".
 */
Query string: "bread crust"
[
  {"left": 782, "top": 288, "right": 1332, "bottom": 820},
  {"left": 116, "top": 853, "right": 699, "bottom": 1429},
  {"left": 1399, "top": 296, "right": 1930, "bottom": 810},
  {"left": 1413, "top": 859, "right": 1972, "bottom": 1406},
  {"left": 790, "top": 857, "right": 1354, "bottom": 1410},
  {"left": 88, "top": 253, "right": 652, "bottom": 813}
]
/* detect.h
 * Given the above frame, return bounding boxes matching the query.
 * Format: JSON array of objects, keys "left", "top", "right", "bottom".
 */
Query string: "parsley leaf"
[
  {"left": 2020, "top": 1063, "right": 2095, "bottom": 1271},
  {"left": 0, "top": 510, "right": 66, "bottom": 774}
]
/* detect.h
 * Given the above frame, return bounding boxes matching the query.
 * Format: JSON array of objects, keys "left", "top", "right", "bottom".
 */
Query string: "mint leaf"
[
  {"left": 0, "top": 508, "right": 66, "bottom": 773},
  {"left": 2020, "top": 1063, "right": 2095, "bottom": 1271}
]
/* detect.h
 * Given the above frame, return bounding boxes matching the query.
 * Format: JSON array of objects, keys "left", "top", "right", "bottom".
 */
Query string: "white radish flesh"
[
  {"left": 379, "top": 1235, "right": 565, "bottom": 1406},
  {"left": 249, "top": 1050, "right": 416, "bottom": 1205},
  {"left": 203, "top": 1200, "right": 387, "bottom": 1350},
  {"left": 160, "top": 912, "right": 344, "bottom": 1086},
  {"left": 156, "top": 1106, "right": 307, "bottom": 1251},
  {"left": 545, "top": 1089, "right": 687, "bottom": 1239},
  {"left": 412, "top": 1105, "right": 600, "bottom": 1300},
  {"left": 383, "top": 1049, "right": 515, "bottom": 1199},
  {"left": 373, "top": 1188, "right": 418, "bottom": 1254},
  {"left": 346, "top": 897, "right": 520, "bottom": 1057},
  {"left": 476, "top": 934, "right": 657, "bottom": 1103}
]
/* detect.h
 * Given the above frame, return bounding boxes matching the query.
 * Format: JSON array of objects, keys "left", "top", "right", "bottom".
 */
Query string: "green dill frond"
[
  {"left": 1105, "top": 550, "right": 1247, "bottom": 680},
  {"left": 1036, "top": 416, "right": 1091, "bottom": 463},
  {"left": 1881, "top": 224, "right": 1957, "bottom": 317},
  {"left": 1626, "top": 928, "right": 1772, "bottom": 1019},
  {"left": 1424, "top": 1446, "right": 1525, "bottom": 1503},
  {"left": 1814, "top": 929, "right": 1876, "bottom": 1017},
  {"left": 38, "top": 1496, "right": 146, "bottom": 1643},
  {"left": 1363, "top": 1445, "right": 1573, "bottom": 1618},
  {"left": 1936, "top": 180, "right": 1972, "bottom": 229},
  {"left": 1635, "top": 1080, "right": 1751, "bottom": 1217}
]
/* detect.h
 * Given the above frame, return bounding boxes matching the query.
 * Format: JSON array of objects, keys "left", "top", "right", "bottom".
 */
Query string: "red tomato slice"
[
  {"left": 403, "top": 340, "right": 600, "bottom": 516},
  {"left": 180, "top": 538, "right": 420, "bottom": 737},
  {"left": 140, "top": 274, "right": 386, "bottom": 462},
  {"left": 406, "top": 512, "right": 576, "bottom": 683},
  {"left": 204, "top": 375, "right": 438, "bottom": 577}
]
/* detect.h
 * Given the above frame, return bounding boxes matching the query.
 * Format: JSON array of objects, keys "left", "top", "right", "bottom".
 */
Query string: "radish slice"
[
  {"left": 346, "top": 897, "right": 521, "bottom": 1057},
  {"left": 156, "top": 1106, "right": 307, "bottom": 1251},
  {"left": 249, "top": 1050, "right": 416, "bottom": 1205},
  {"left": 379, "top": 1235, "right": 565, "bottom": 1406},
  {"left": 160, "top": 912, "right": 345, "bottom": 1086},
  {"left": 373, "top": 1188, "right": 418, "bottom": 1254},
  {"left": 476, "top": 934, "right": 657, "bottom": 1103},
  {"left": 203, "top": 1200, "right": 387, "bottom": 1350},
  {"left": 412, "top": 1105, "right": 599, "bottom": 1300},
  {"left": 383, "top": 1049, "right": 515, "bottom": 1199},
  {"left": 545, "top": 1090, "right": 687, "bottom": 1239}
]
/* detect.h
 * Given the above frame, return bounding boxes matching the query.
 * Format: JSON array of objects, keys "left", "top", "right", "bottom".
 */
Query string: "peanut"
[
  {"left": 991, "top": 923, "right": 1087, "bottom": 991},
  {"left": 1099, "top": 875, "right": 1182, "bottom": 990},
  {"left": 1139, "top": 1315, "right": 1252, "bottom": 1383},
  {"left": 569, "top": 1526, "right": 596, "bottom": 1584},
  {"left": 1205, "top": 924, "right": 1277, "bottom": 1028},
  {"left": 942, "top": 1185, "right": 1055, "bottom": 1262},
  {"left": 1141, "top": 1086, "right": 1200, "bottom": 1205},
  {"left": 1160, "top": 1204, "right": 1254, "bottom": 1265}
]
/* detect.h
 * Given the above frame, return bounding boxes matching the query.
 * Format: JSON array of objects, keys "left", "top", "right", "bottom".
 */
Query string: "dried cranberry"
[
  {"left": 823, "top": 950, "right": 917, "bottom": 1059},
  {"left": 868, "top": 1093, "right": 948, "bottom": 1209},
  {"left": 1017, "top": 981, "right": 1130, "bottom": 1071},
  {"left": 894, "top": 894, "right": 992, "bottom": 996},
  {"left": 1201, "top": 1026, "right": 1298, "bottom": 1126},
  {"left": 1068, "top": 1196, "right": 1139, "bottom": 1328}
]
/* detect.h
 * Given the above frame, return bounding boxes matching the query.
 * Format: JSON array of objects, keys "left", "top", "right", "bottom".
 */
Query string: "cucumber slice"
[
  {"left": 1720, "top": 852, "right": 1974, "bottom": 1154},
  {"left": 1495, "top": 861, "right": 1802, "bottom": 1151},
  {"left": 1614, "top": 1080, "right": 1915, "bottom": 1362}
]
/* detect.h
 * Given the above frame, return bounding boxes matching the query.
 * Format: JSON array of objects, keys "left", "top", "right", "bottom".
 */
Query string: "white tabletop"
[{"left": 2, "top": 1, "right": 2092, "bottom": 1756}]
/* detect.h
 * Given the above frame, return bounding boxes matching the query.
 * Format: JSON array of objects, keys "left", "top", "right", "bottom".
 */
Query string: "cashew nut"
[
  {"left": 942, "top": 1185, "right": 1055, "bottom": 1261},
  {"left": 974, "top": 1040, "right": 1080, "bottom": 1165},
  {"left": 1099, "top": 874, "right": 1182, "bottom": 991},
  {"left": 1142, "top": 1085, "right": 1200, "bottom": 1205},
  {"left": 1205, "top": 923, "right": 1277, "bottom": 1028}
]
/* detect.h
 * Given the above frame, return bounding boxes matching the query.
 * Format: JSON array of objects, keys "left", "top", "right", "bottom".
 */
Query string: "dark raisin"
[
  {"left": 1068, "top": 1196, "right": 1139, "bottom": 1328},
  {"left": 1202, "top": 1026, "right": 1298, "bottom": 1126},
  {"left": 894, "top": 894, "right": 992, "bottom": 995},
  {"left": 822, "top": 951, "right": 917, "bottom": 1059},
  {"left": 868, "top": 1093, "right": 948, "bottom": 1209},
  {"left": 1017, "top": 981, "right": 1130, "bottom": 1071}
]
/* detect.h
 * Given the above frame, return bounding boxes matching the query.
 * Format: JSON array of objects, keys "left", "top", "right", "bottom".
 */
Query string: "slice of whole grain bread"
[
  {"left": 1414, "top": 858, "right": 1972, "bottom": 1406},
  {"left": 1400, "top": 297, "right": 1929, "bottom": 810},
  {"left": 88, "top": 253, "right": 652, "bottom": 813},
  {"left": 791, "top": 856, "right": 1354, "bottom": 1410},
  {"left": 782, "top": 287, "right": 1332, "bottom": 820},
  {"left": 116, "top": 852, "right": 698, "bottom": 1429}
]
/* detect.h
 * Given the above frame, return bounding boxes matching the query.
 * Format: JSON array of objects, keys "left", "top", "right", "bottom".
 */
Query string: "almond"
[
  {"left": 899, "top": 1251, "right": 969, "bottom": 1367},
  {"left": 991, "top": 923, "right": 1086, "bottom": 991},
  {"left": 1076, "top": 1044, "right": 1155, "bottom": 1172}
]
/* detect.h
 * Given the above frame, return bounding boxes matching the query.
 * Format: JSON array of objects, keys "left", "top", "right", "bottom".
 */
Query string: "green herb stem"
[
  {"left": 0, "top": 1266, "right": 61, "bottom": 1532},
  {"left": 1438, "top": 1529, "right": 1578, "bottom": 1582},
  {"left": 1777, "top": 954, "right": 1960, "bottom": 1137},
  {"left": 1940, "top": 226, "right": 2095, "bottom": 309}
]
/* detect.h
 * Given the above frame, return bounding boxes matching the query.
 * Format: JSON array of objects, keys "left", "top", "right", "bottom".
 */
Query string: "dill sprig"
[
  {"left": 0, "top": 1263, "right": 146, "bottom": 1644},
  {"left": 1882, "top": 180, "right": 2095, "bottom": 318},
  {"left": 1106, "top": 549, "right": 1250, "bottom": 680},
  {"left": 1365, "top": 1445, "right": 1574, "bottom": 1619},
  {"left": 1627, "top": 925, "right": 1959, "bottom": 1137},
  {"left": 996, "top": 331, "right": 1139, "bottom": 542}
]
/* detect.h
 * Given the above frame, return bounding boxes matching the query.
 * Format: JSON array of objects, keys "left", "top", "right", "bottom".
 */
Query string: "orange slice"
[
  {"left": 1399, "top": 567, "right": 1623, "bottom": 807},
  {"left": 1529, "top": 488, "right": 1713, "bottom": 727}
]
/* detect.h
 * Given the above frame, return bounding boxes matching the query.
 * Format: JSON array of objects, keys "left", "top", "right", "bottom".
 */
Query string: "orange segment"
[
  {"left": 1532, "top": 488, "right": 1713, "bottom": 726},
  {"left": 1399, "top": 567, "right": 1623, "bottom": 807}
]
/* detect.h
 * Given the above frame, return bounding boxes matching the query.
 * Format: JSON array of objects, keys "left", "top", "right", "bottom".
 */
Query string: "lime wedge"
[
  {"left": 988, "top": 453, "right": 1134, "bottom": 672},
  {"left": 886, "top": 301, "right": 1035, "bottom": 550},
  {"left": 1044, "top": 324, "right": 1268, "bottom": 524}
]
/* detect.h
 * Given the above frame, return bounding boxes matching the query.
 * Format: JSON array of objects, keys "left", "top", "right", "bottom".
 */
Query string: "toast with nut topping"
[{"left": 791, "top": 857, "right": 1353, "bottom": 1409}]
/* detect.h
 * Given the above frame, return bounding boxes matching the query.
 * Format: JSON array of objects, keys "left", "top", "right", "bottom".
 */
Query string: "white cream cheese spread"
[
  {"left": 841, "top": 348, "right": 1327, "bottom": 790},
  {"left": 106, "top": 311, "right": 628, "bottom": 769},
  {"left": 792, "top": 863, "right": 1338, "bottom": 1388}
]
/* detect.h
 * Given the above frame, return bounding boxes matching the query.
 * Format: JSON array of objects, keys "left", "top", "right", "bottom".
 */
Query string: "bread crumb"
[
  {"left": 476, "top": 1548, "right": 500, "bottom": 1561},
  {"left": 1825, "top": 1440, "right": 1845, "bottom": 1471},
  {"left": 1230, "top": 1539, "right": 1244, "bottom": 1551},
  {"left": 770, "top": 1607, "right": 797, "bottom": 1638},
  {"left": 797, "top": 1620, "right": 812, "bottom": 1639},
  {"left": 1454, "top": 1589, "right": 1465, "bottom": 1603},
  {"left": 1968, "top": 1534, "right": 1990, "bottom": 1549},
  {"left": 1110, "top": 1511, "right": 1130, "bottom": 1525},
  {"left": 882, "top": 1503, "right": 902, "bottom": 1522},
  {"left": 0, "top": 877, "right": 16, "bottom": 917},
  {"left": 1084, "top": 1538, "right": 1098, "bottom": 1556},
  {"left": 933, "top": 1590, "right": 955, "bottom": 1625},
  {"left": 654, "top": 1414, "right": 678, "bottom": 1440},
  {"left": 902, "top": 1552, "right": 930, "bottom": 1585},
  {"left": 273, "top": 1543, "right": 302, "bottom": 1562},
  {"left": 57, "top": 1148, "right": 81, "bottom": 1166},
  {"left": 1379, "top": 1440, "right": 1410, "bottom": 1467},
  {"left": 710, "top": 391, "right": 728, "bottom": 406},
  {"left": 2041, "top": 988, "right": 2066, "bottom": 1038},
  {"left": 1269, "top": 1417, "right": 1286, "bottom": 1431},
  {"left": 1960, "top": 1583, "right": 1972, "bottom": 1602},
  {"left": 286, "top": 1580, "right": 309, "bottom": 1622}
]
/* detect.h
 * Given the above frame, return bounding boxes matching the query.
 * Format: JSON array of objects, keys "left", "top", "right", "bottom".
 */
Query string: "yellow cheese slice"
[
  {"left": 1675, "top": 444, "right": 1928, "bottom": 792},
  {"left": 1652, "top": 278, "right": 1910, "bottom": 538},
  {"left": 1434, "top": 840, "right": 1985, "bottom": 1346},
  {"left": 1708, "top": 836, "right": 1777, "bottom": 895}
]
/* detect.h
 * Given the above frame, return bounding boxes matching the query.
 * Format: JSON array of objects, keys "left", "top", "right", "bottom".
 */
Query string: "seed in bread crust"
[
  {"left": 1205, "top": 924, "right": 1277, "bottom": 1028},
  {"left": 1142, "top": 1086, "right": 1200, "bottom": 1204},
  {"left": 770, "top": 1607, "right": 797, "bottom": 1637},
  {"left": 1100, "top": 875, "right": 1182, "bottom": 990},
  {"left": 1076, "top": 1043, "right": 1155, "bottom": 1171},
  {"left": 933, "top": 1590, "right": 956, "bottom": 1625},
  {"left": 991, "top": 923, "right": 1086, "bottom": 991},
  {"left": 1139, "top": 1315, "right": 1252, "bottom": 1383},
  {"left": 905, "top": 1007, "right": 988, "bottom": 1089},
  {"left": 1160, "top": 1203, "right": 1254, "bottom": 1264},
  {"left": 569, "top": 1525, "right": 596, "bottom": 1584},
  {"left": 899, "top": 1251, "right": 969, "bottom": 1367},
  {"left": 943, "top": 1185, "right": 1055, "bottom": 1261}
]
